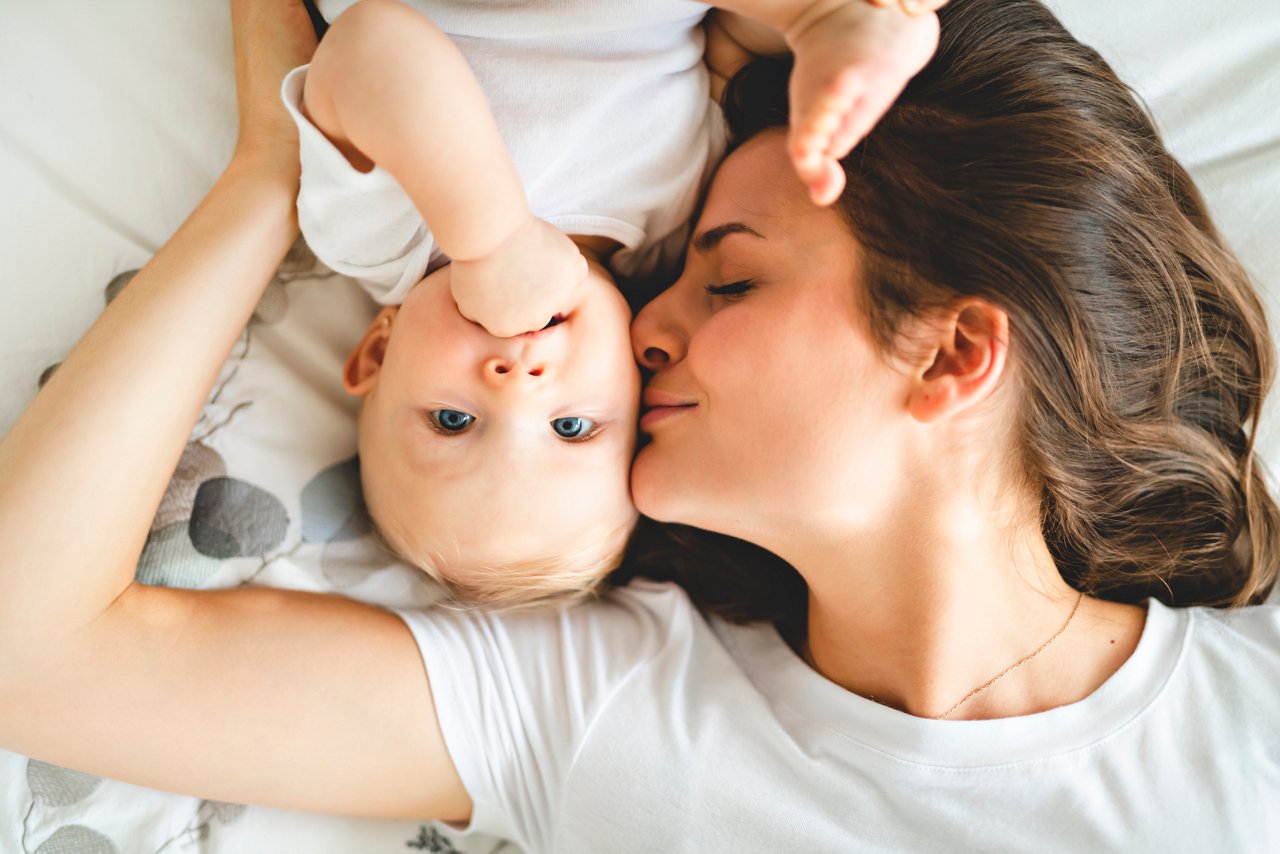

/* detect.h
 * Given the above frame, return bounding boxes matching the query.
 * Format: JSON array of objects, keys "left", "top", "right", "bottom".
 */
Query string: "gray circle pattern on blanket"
[
  {"left": 153, "top": 441, "right": 227, "bottom": 531},
  {"left": 302, "top": 456, "right": 370, "bottom": 543},
  {"left": 34, "top": 825, "right": 117, "bottom": 854},
  {"left": 27, "top": 760, "right": 102, "bottom": 806},
  {"left": 104, "top": 269, "right": 138, "bottom": 305},
  {"left": 137, "top": 520, "right": 224, "bottom": 588},
  {"left": 37, "top": 362, "right": 61, "bottom": 389},
  {"left": 189, "top": 476, "right": 289, "bottom": 558}
]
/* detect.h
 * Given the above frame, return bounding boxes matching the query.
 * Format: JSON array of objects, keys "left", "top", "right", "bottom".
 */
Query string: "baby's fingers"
[
  {"left": 790, "top": 73, "right": 863, "bottom": 182},
  {"left": 823, "top": 96, "right": 881, "bottom": 166},
  {"left": 829, "top": 64, "right": 913, "bottom": 161},
  {"left": 807, "top": 158, "right": 846, "bottom": 207}
]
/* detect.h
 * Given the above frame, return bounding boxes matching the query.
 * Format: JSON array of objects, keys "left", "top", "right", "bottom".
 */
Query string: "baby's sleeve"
[
  {"left": 388, "top": 582, "right": 690, "bottom": 851},
  {"left": 280, "top": 65, "right": 436, "bottom": 304}
]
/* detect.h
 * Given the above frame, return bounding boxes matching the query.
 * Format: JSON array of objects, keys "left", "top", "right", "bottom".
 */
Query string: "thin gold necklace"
[
  {"left": 805, "top": 591, "right": 1086, "bottom": 720},
  {"left": 931, "top": 590, "right": 1085, "bottom": 719}
]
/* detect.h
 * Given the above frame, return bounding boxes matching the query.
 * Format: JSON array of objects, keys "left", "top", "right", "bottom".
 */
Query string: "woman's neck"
[{"left": 776, "top": 501, "right": 1146, "bottom": 720}]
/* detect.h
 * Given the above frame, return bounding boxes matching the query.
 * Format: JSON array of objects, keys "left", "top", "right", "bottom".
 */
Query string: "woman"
[{"left": 1, "top": 0, "right": 1276, "bottom": 851}]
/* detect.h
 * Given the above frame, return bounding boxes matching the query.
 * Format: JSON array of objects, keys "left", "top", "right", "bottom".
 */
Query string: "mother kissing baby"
[
  {"left": 1, "top": 0, "right": 1277, "bottom": 851},
  {"left": 286, "top": 0, "right": 943, "bottom": 608}
]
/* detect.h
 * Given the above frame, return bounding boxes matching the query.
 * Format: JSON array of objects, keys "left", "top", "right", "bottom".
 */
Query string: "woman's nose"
[{"left": 632, "top": 287, "right": 689, "bottom": 371}]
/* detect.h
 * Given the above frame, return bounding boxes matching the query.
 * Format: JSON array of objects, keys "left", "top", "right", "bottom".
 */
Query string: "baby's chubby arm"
[
  {"left": 709, "top": 0, "right": 947, "bottom": 205},
  {"left": 303, "top": 0, "right": 586, "bottom": 336},
  {"left": 704, "top": 10, "right": 785, "bottom": 104}
]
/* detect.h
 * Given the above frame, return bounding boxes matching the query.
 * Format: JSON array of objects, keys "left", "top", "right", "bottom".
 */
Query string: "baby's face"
[{"left": 357, "top": 259, "right": 641, "bottom": 579}]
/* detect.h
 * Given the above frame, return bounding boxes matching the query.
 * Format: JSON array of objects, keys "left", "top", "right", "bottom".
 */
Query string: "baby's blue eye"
[
  {"left": 551, "top": 416, "right": 595, "bottom": 440},
  {"left": 430, "top": 409, "right": 475, "bottom": 433}
]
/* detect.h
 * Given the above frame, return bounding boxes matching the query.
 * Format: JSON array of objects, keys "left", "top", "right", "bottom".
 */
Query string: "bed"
[{"left": 0, "top": 0, "right": 1277, "bottom": 851}]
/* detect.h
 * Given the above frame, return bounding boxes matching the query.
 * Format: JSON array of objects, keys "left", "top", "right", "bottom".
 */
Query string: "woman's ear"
[
  {"left": 907, "top": 299, "right": 1009, "bottom": 423},
  {"left": 343, "top": 306, "right": 398, "bottom": 395}
]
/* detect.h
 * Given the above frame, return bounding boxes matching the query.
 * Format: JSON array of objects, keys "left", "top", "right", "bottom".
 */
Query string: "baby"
[{"left": 281, "top": 0, "right": 943, "bottom": 608}]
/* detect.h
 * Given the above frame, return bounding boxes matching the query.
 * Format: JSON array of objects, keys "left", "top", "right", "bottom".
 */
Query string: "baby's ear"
[{"left": 343, "top": 307, "right": 398, "bottom": 395}]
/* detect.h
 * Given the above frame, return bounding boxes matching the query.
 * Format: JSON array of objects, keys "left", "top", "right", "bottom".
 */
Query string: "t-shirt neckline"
[{"left": 717, "top": 597, "right": 1189, "bottom": 769}]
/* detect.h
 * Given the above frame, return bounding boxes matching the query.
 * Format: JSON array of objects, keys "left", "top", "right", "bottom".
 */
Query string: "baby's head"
[{"left": 344, "top": 254, "right": 641, "bottom": 610}]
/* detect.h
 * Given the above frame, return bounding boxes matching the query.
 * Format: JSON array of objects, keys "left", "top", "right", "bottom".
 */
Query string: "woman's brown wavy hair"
[{"left": 615, "top": 0, "right": 1279, "bottom": 634}]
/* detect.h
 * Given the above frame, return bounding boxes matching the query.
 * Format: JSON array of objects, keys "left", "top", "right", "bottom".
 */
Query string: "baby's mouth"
[{"left": 521, "top": 313, "right": 568, "bottom": 338}]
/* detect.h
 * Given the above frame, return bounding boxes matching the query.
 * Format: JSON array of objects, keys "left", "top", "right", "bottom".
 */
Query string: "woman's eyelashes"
[
  {"left": 703, "top": 279, "right": 755, "bottom": 301},
  {"left": 426, "top": 409, "right": 604, "bottom": 443}
]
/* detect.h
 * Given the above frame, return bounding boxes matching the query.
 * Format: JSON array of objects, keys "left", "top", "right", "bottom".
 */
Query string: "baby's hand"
[
  {"left": 450, "top": 215, "right": 589, "bottom": 338},
  {"left": 785, "top": 1, "right": 942, "bottom": 206}
]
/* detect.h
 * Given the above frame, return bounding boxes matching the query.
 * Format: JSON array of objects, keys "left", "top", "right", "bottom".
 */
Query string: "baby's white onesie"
[{"left": 282, "top": 0, "right": 728, "bottom": 304}]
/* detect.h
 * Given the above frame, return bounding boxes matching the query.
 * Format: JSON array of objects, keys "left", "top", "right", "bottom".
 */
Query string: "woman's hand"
[{"left": 230, "top": 0, "right": 318, "bottom": 172}]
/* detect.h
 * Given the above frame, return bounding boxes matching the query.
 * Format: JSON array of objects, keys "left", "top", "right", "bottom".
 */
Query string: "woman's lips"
[
  {"left": 643, "top": 390, "right": 695, "bottom": 408},
  {"left": 640, "top": 390, "right": 697, "bottom": 431},
  {"left": 640, "top": 406, "right": 694, "bottom": 430}
]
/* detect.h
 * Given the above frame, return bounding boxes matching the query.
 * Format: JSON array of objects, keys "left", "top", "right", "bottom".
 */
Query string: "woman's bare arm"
[{"left": 0, "top": 0, "right": 469, "bottom": 821}]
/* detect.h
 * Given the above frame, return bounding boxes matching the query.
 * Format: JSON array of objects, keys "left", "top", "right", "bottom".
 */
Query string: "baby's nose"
[{"left": 483, "top": 356, "right": 547, "bottom": 381}]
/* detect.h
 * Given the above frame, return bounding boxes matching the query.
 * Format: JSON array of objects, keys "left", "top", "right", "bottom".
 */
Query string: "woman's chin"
[
  {"left": 632, "top": 455, "right": 733, "bottom": 539},
  {"left": 631, "top": 444, "right": 686, "bottom": 523}
]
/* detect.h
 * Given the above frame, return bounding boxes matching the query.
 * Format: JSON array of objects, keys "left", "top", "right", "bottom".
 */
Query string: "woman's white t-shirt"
[{"left": 390, "top": 580, "right": 1280, "bottom": 852}]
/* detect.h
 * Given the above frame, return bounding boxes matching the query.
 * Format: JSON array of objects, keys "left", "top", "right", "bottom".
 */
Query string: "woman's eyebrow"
[{"left": 692, "top": 222, "right": 765, "bottom": 254}]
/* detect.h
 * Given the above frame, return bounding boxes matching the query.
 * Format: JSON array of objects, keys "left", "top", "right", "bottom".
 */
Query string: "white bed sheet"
[{"left": 0, "top": 0, "right": 1277, "bottom": 852}]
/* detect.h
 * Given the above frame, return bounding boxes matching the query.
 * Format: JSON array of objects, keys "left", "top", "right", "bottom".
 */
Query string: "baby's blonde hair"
[{"left": 371, "top": 511, "right": 635, "bottom": 612}]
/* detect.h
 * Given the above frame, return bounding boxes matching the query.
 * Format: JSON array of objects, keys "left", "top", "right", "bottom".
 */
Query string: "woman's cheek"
[{"left": 687, "top": 306, "right": 770, "bottom": 400}]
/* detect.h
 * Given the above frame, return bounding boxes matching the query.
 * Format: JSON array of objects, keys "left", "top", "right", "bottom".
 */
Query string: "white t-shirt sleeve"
[
  {"left": 280, "top": 64, "right": 436, "bottom": 305},
  {"left": 387, "top": 582, "right": 691, "bottom": 851}
]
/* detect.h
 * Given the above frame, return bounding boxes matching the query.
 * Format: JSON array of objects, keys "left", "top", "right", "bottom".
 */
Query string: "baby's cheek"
[{"left": 604, "top": 348, "right": 643, "bottom": 423}]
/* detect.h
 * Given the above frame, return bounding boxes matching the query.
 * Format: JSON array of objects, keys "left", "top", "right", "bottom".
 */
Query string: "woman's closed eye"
[{"left": 704, "top": 279, "right": 755, "bottom": 301}]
